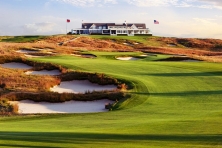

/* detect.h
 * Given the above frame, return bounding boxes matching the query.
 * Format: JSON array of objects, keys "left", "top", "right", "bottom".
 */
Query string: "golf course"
[{"left": 0, "top": 35, "right": 222, "bottom": 147}]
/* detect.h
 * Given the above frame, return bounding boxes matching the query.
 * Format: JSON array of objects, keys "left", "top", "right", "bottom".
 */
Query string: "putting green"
[{"left": 1, "top": 51, "right": 222, "bottom": 148}]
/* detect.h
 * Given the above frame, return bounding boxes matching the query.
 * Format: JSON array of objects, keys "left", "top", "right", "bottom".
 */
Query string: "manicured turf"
[
  {"left": 89, "top": 35, "right": 163, "bottom": 46},
  {"left": 1, "top": 52, "right": 222, "bottom": 147},
  {"left": 0, "top": 35, "right": 47, "bottom": 43}
]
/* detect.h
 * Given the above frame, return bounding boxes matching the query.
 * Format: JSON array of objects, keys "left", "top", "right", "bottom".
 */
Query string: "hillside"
[
  {"left": 0, "top": 35, "right": 222, "bottom": 147},
  {"left": 1, "top": 35, "right": 221, "bottom": 62}
]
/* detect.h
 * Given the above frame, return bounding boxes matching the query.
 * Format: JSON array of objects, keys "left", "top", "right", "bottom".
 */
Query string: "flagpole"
[
  {"left": 66, "top": 21, "right": 67, "bottom": 34},
  {"left": 66, "top": 19, "right": 71, "bottom": 34}
]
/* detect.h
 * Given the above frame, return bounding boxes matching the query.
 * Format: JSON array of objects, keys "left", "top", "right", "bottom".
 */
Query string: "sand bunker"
[
  {"left": 11, "top": 99, "right": 113, "bottom": 113},
  {"left": 50, "top": 80, "right": 117, "bottom": 93},
  {"left": 167, "top": 44, "right": 177, "bottom": 47},
  {"left": 24, "top": 54, "right": 46, "bottom": 58},
  {"left": 116, "top": 57, "right": 139, "bottom": 60},
  {"left": 0, "top": 62, "right": 33, "bottom": 69},
  {"left": 123, "top": 43, "right": 133, "bottom": 46},
  {"left": 82, "top": 54, "right": 96, "bottom": 58},
  {"left": 182, "top": 59, "right": 200, "bottom": 62},
  {"left": 140, "top": 54, "right": 148, "bottom": 57},
  {"left": 16, "top": 49, "right": 38, "bottom": 53},
  {"left": 71, "top": 54, "right": 96, "bottom": 58},
  {"left": 25, "top": 70, "right": 61, "bottom": 75}
]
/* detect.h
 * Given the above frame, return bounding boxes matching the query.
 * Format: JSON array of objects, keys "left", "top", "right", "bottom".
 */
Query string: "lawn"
[
  {"left": 89, "top": 35, "right": 164, "bottom": 46},
  {"left": 0, "top": 35, "right": 47, "bottom": 43},
  {"left": 0, "top": 51, "right": 222, "bottom": 148}
]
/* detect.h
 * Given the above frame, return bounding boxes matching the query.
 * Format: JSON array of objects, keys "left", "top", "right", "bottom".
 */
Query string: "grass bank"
[{"left": 0, "top": 51, "right": 222, "bottom": 147}]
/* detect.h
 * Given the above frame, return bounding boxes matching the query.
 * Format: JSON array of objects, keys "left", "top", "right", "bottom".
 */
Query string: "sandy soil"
[
  {"left": 10, "top": 99, "right": 113, "bottom": 113},
  {"left": 25, "top": 70, "right": 61, "bottom": 75},
  {"left": 0, "top": 62, "right": 33, "bottom": 69},
  {"left": 116, "top": 57, "right": 139, "bottom": 60},
  {"left": 50, "top": 80, "right": 117, "bottom": 93}
]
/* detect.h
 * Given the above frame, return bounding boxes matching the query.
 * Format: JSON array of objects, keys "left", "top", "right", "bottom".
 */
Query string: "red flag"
[{"left": 67, "top": 19, "right": 70, "bottom": 23}]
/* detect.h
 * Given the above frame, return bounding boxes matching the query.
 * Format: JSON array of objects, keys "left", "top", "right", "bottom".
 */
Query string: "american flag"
[
  {"left": 67, "top": 19, "right": 70, "bottom": 23},
  {"left": 154, "top": 20, "right": 159, "bottom": 24}
]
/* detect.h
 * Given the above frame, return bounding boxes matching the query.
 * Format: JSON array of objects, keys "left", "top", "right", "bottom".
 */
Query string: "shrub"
[{"left": 0, "top": 98, "right": 18, "bottom": 114}]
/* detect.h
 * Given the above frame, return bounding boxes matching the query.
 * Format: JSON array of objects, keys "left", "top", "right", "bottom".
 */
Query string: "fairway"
[{"left": 1, "top": 51, "right": 222, "bottom": 148}]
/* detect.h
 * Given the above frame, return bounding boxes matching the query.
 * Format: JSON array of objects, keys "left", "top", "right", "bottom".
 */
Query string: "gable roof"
[
  {"left": 82, "top": 23, "right": 115, "bottom": 29},
  {"left": 82, "top": 23, "right": 147, "bottom": 29}
]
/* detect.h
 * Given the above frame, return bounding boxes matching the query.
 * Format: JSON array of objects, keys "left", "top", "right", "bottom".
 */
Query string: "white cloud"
[
  {"left": 21, "top": 22, "right": 56, "bottom": 34},
  {"left": 53, "top": 0, "right": 222, "bottom": 9},
  {"left": 124, "top": 0, "right": 187, "bottom": 8},
  {"left": 55, "top": 0, "right": 95, "bottom": 7},
  {"left": 192, "top": 17, "right": 216, "bottom": 23},
  {"left": 104, "top": 0, "right": 117, "bottom": 4},
  {"left": 195, "top": 0, "right": 222, "bottom": 9},
  {"left": 123, "top": 0, "right": 222, "bottom": 9},
  {"left": 153, "top": 16, "right": 222, "bottom": 39},
  {"left": 125, "top": 0, "right": 178, "bottom": 7},
  {"left": 55, "top": 0, "right": 117, "bottom": 7},
  {"left": 198, "top": 0, "right": 222, "bottom": 6}
]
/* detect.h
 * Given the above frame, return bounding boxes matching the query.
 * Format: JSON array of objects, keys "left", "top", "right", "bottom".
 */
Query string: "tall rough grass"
[
  {"left": 0, "top": 98, "right": 18, "bottom": 115},
  {"left": 4, "top": 90, "right": 127, "bottom": 102}
]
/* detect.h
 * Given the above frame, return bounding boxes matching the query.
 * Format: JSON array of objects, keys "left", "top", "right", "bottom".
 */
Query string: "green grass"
[
  {"left": 1, "top": 52, "right": 222, "bottom": 147},
  {"left": 0, "top": 36, "right": 13, "bottom": 41},
  {"left": 0, "top": 35, "right": 47, "bottom": 43},
  {"left": 89, "top": 35, "right": 163, "bottom": 46}
]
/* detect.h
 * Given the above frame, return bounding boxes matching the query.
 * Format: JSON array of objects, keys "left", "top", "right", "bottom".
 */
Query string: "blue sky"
[{"left": 0, "top": 0, "right": 222, "bottom": 39}]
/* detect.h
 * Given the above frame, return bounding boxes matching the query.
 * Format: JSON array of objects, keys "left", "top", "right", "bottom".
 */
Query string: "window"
[{"left": 85, "top": 26, "right": 87, "bottom": 29}]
